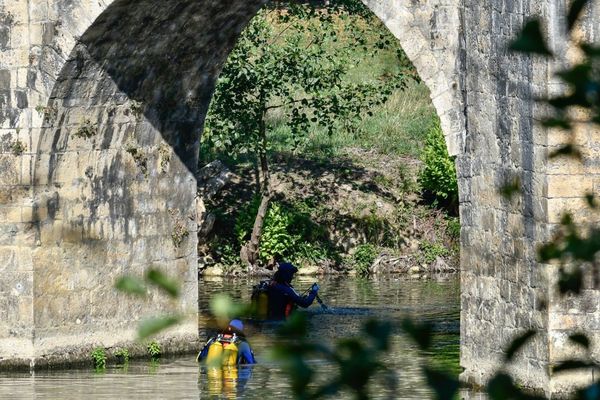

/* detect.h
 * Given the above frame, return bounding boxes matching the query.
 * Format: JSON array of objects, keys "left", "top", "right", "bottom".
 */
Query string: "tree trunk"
[
  {"left": 240, "top": 106, "right": 271, "bottom": 270},
  {"left": 240, "top": 192, "right": 270, "bottom": 268}
]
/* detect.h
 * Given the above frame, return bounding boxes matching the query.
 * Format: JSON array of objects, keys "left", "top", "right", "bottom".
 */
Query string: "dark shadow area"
[{"left": 38, "top": 0, "right": 265, "bottom": 173}]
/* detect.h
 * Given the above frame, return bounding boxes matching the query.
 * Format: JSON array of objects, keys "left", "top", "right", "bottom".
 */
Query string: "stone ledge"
[{"left": 0, "top": 323, "right": 200, "bottom": 371}]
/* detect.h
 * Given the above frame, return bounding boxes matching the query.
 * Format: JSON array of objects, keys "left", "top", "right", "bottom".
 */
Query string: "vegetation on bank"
[{"left": 199, "top": 2, "right": 459, "bottom": 275}]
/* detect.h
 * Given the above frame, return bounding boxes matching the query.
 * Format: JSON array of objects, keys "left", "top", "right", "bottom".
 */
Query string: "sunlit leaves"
[
  {"left": 273, "top": 314, "right": 393, "bottom": 399},
  {"left": 509, "top": 20, "right": 552, "bottom": 56},
  {"left": 209, "top": 293, "right": 248, "bottom": 322},
  {"left": 504, "top": 330, "right": 536, "bottom": 362},
  {"left": 115, "top": 268, "right": 183, "bottom": 339},
  {"left": 115, "top": 267, "right": 180, "bottom": 298}
]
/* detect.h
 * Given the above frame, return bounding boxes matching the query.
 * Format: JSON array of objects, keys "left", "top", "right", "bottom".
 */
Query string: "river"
[{"left": 0, "top": 275, "right": 486, "bottom": 399}]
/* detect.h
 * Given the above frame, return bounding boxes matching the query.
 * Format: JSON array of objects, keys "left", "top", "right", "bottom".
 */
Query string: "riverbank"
[{"left": 198, "top": 146, "right": 459, "bottom": 277}]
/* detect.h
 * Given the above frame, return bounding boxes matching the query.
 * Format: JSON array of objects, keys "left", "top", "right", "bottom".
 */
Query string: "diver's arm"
[
  {"left": 238, "top": 341, "right": 256, "bottom": 364},
  {"left": 278, "top": 284, "right": 317, "bottom": 308}
]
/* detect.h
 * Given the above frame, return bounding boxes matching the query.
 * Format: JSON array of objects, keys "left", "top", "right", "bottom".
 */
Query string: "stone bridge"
[{"left": 0, "top": 0, "right": 598, "bottom": 395}]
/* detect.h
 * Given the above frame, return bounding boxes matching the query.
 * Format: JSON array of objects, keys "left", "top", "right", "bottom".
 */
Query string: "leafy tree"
[{"left": 202, "top": 1, "right": 409, "bottom": 269}]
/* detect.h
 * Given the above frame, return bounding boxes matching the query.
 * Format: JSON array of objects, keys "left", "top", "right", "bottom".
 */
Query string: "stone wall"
[
  {"left": 0, "top": 0, "right": 265, "bottom": 368},
  {"left": 458, "top": 0, "right": 553, "bottom": 390}
]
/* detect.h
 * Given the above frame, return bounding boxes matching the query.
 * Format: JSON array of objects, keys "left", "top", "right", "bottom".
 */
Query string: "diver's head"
[
  {"left": 227, "top": 319, "right": 244, "bottom": 335},
  {"left": 273, "top": 262, "right": 298, "bottom": 284}
]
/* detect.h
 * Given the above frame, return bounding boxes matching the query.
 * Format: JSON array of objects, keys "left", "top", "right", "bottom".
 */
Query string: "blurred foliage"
[
  {"left": 114, "top": 268, "right": 183, "bottom": 340},
  {"left": 272, "top": 313, "right": 396, "bottom": 400}
]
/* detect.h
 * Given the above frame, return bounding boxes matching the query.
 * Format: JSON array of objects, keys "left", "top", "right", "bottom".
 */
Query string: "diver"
[
  {"left": 197, "top": 319, "right": 256, "bottom": 365},
  {"left": 267, "top": 261, "right": 320, "bottom": 320}
]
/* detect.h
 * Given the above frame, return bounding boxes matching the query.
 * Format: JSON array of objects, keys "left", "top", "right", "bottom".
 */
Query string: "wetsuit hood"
[{"left": 277, "top": 262, "right": 298, "bottom": 283}]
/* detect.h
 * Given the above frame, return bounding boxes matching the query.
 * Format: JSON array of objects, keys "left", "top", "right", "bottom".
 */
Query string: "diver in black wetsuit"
[{"left": 267, "top": 262, "right": 320, "bottom": 320}]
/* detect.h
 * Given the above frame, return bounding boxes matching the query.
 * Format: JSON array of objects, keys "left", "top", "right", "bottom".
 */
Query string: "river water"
[{"left": 0, "top": 275, "right": 485, "bottom": 399}]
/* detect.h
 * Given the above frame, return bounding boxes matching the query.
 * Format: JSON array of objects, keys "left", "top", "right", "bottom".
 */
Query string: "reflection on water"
[{"left": 0, "top": 275, "right": 486, "bottom": 399}]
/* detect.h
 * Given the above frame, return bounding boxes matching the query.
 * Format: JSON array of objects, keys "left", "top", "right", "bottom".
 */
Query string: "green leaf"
[
  {"left": 567, "top": 0, "right": 590, "bottom": 32},
  {"left": 568, "top": 333, "right": 590, "bottom": 349},
  {"left": 499, "top": 176, "right": 522, "bottom": 200},
  {"left": 558, "top": 267, "right": 583, "bottom": 295},
  {"left": 423, "top": 367, "right": 460, "bottom": 400},
  {"left": 401, "top": 318, "right": 433, "bottom": 351},
  {"left": 138, "top": 315, "right": 182, "bottom": 339},
  {"left": 509, "top": 19, "right": 553, "bottom": 56},
  {"left": 209, "top": 293, "right": 246, "bottom": 320},
  {"left": 504, "top": 330, "right": 536, "bottom": 361},
  {"left": 487, "top": 373, "right": 517, "bottom": 399},
  {"left": 553, "top": 360, "right": 595, "bottom": 373},
  {"left": 549, "top": 144, "right": 582, "bottom": 160},
  {"left": 538, "top": 242, "right": 562, "bottom": 262},
  {"left": 145, "top": 268, "right": 180, "bottom": 298},
  {"left": 585, "top": 192, "right": 598, "bottom": 209},
  {"left": 115, "top": 276, "right": 147, "bottom": 296},
  {"left": 542, "top": 118, "right": 572, "bottom": 130}
]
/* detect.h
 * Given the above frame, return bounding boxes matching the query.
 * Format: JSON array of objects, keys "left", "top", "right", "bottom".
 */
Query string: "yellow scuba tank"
[
  {"left": 252, "top": 280, "right": 270, "bottom": 320},
  {"left": 206, "top": 340, "right": 224, "bottom": 366},
  {"left": 257, "top": 291, "right": 268, "bottom": 320},
  {"left": 222, "top": 341, "right": 239, "bottom": 367}
]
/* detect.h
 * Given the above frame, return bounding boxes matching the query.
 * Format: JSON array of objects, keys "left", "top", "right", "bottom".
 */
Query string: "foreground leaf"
[
  {"left": 509, "top": 20, "right": 553, "bottom": 56},
  {"left": 505, "top": 330, "right": 536, "bottom": 361},
  {"left": 553, "top": 360, "right": 595, "bottom": 373},
  {"left": 115, "top": 276, "right": 147, "bottom": 296},
  {"left": 146, "top": 268, "right": 180, "bottom": 298},
  {"left": 138, "top": 315, "right": 182, "bottom": 339},
  {"left": 423, "top": 367, "right": 460, "bottom": 400},
  {"left": 401, "top": 318, "right": 433, "bottom": 351},
  {"left": 567, "top": 0, "right": 590, "bottom": 32},
  {"left": 569, "top": 333, "right": 590, "bottom": 349}
]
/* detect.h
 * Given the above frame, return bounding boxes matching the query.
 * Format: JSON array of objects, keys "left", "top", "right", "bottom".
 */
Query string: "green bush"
[
  {"left": 236, "top": 198, "right": 327, "bottom": 264},
  {"left": 419, "top": 240, "right": 450, "bottom": 264},
  {"left": 352, "top": 244, "right": 378, "bottom": 276},
  {"left": 260, "top": 202, "right": 300, "bottom": 262},
  {"left": 291, "top": 242, "right": 330, "bottom": 266},
  {"left": 91, "top": 347, "right": 107, "bottom": 369},
  {"left": 115, "top": 348, "right": 129, "bottom": 365},
  {"left": 213, "top": 239, "right": 241, "bottom": 266},
  {"left": 446, "top": 217, "right": 461, "bottom": 239},
  {"left": 147, "top": 341, "right": 161, "bottom": 360},
  {"left": 419, "top": 122, "right": 458, "bottom": 208}
]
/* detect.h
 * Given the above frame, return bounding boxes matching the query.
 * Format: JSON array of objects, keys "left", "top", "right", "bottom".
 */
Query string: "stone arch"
[{"left": 0, "top": 0, "right": 463, "bottom": 367}]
